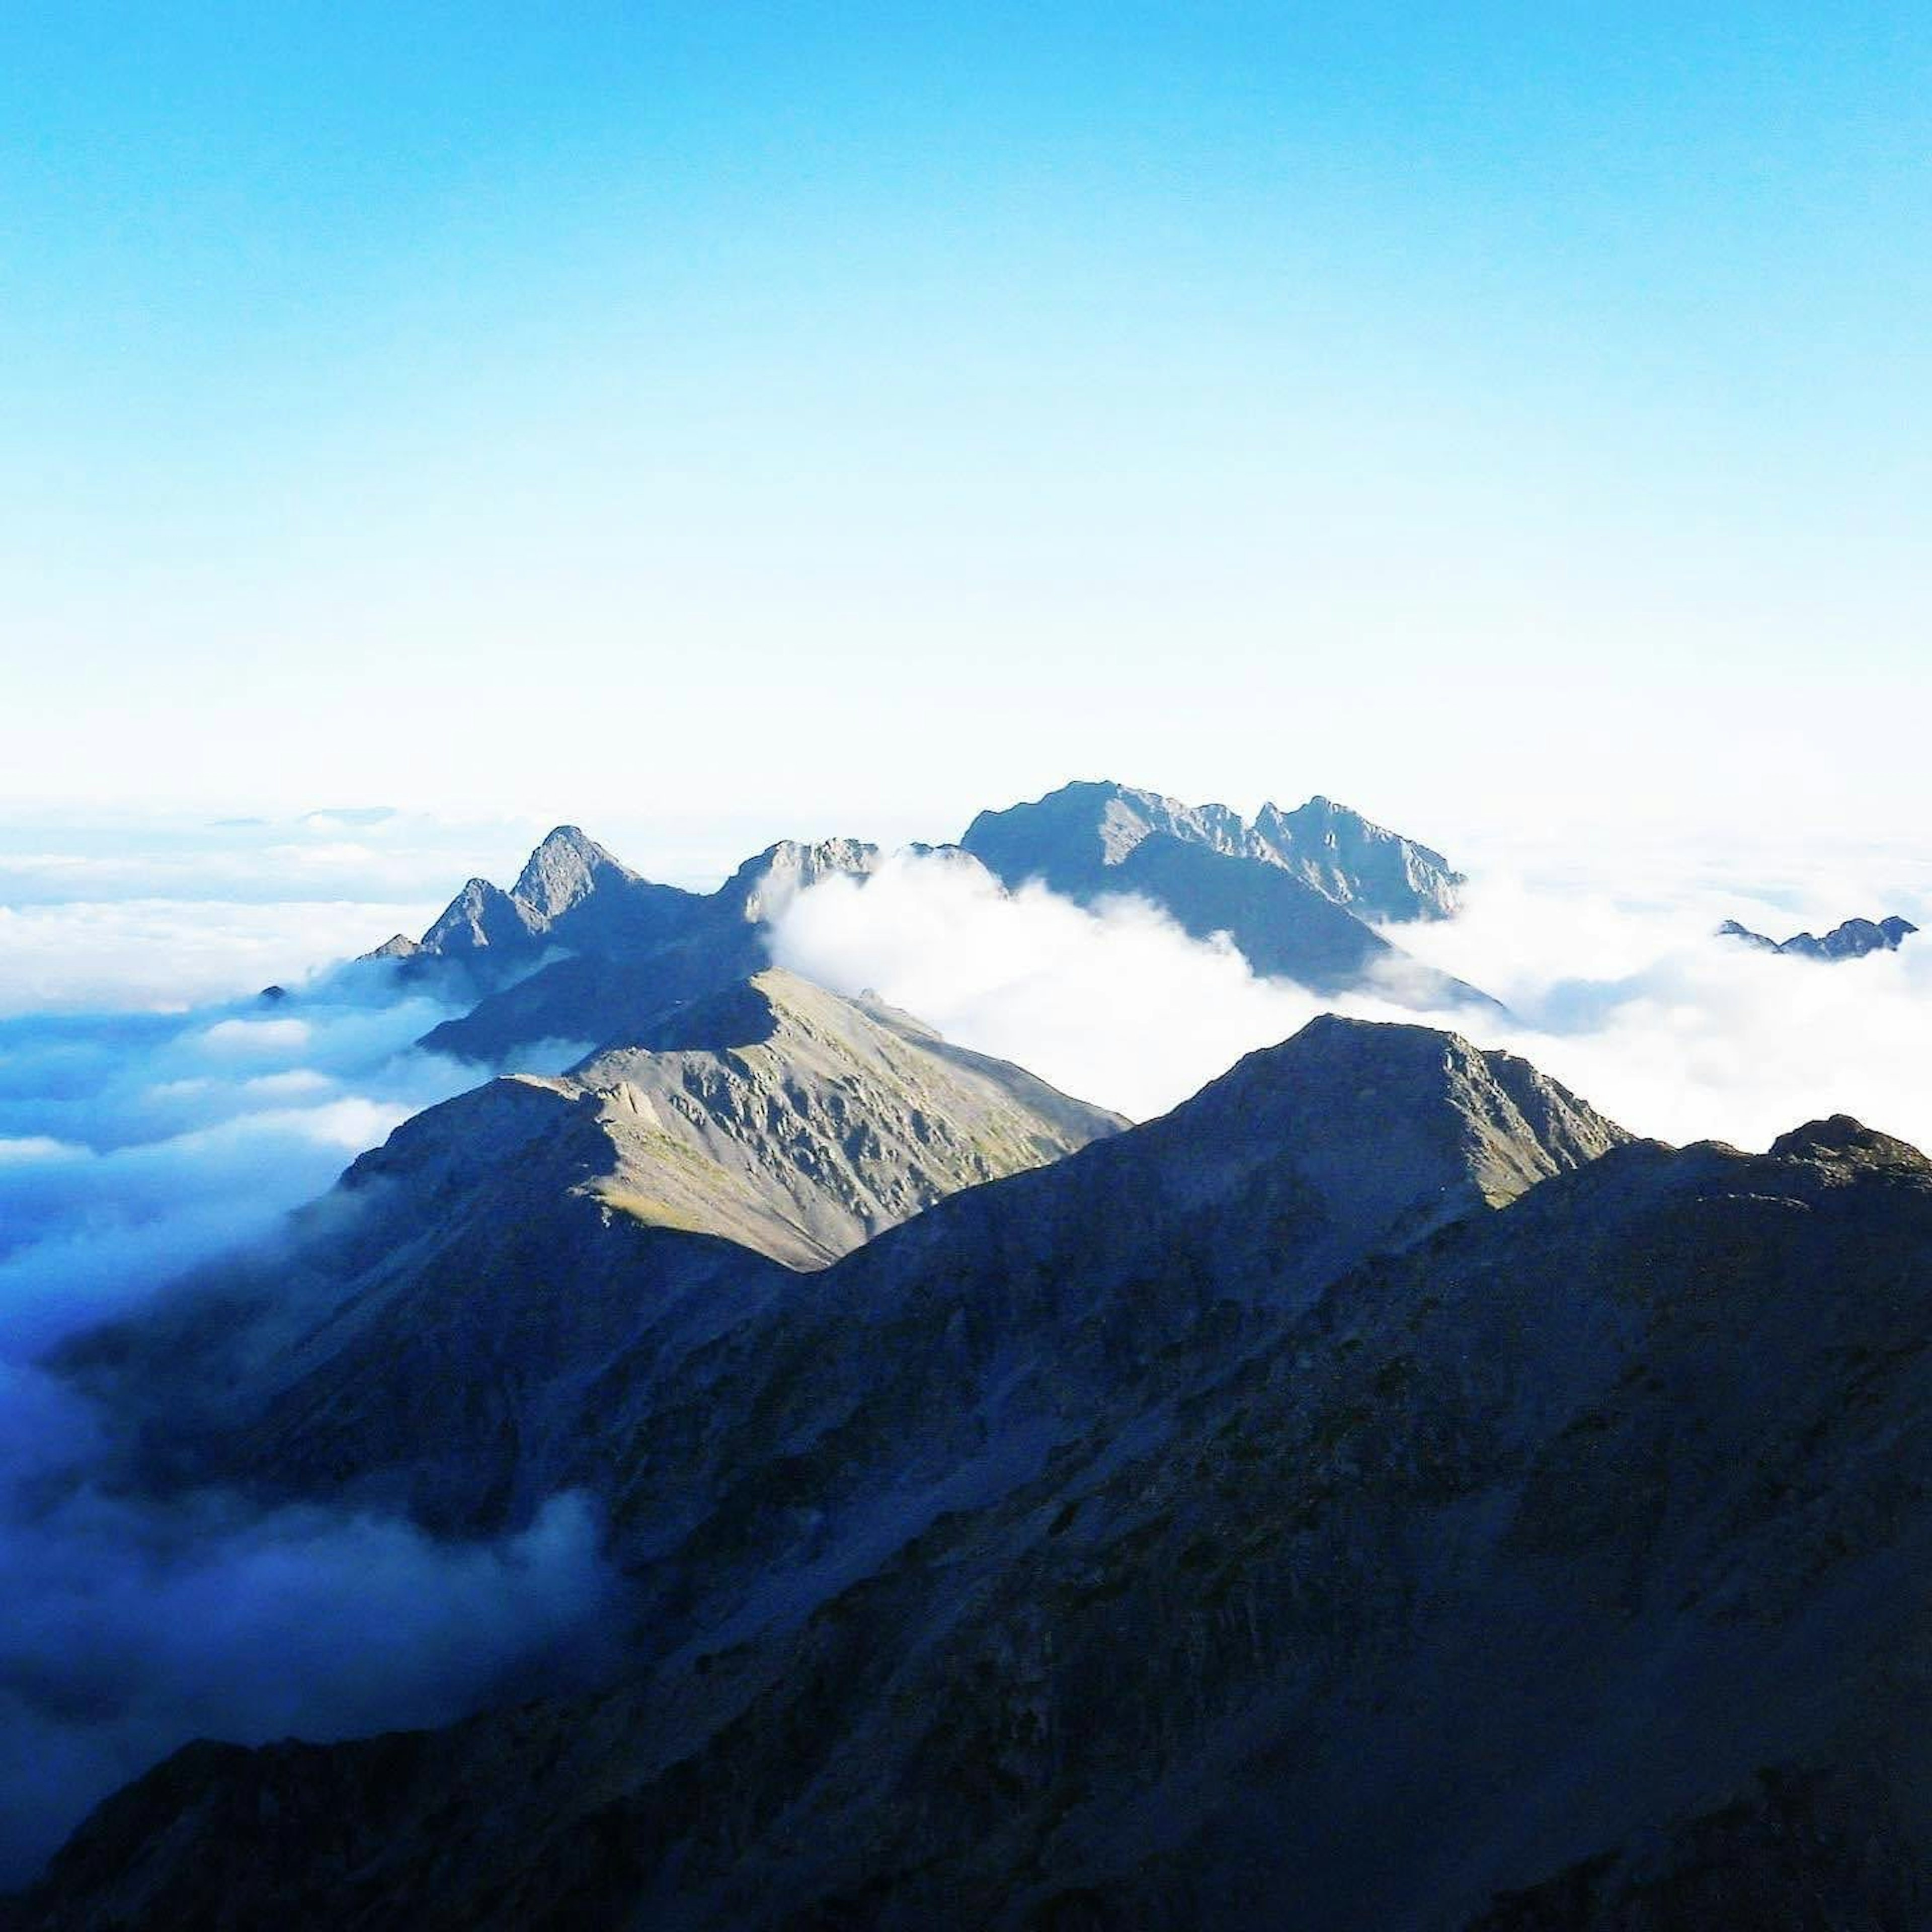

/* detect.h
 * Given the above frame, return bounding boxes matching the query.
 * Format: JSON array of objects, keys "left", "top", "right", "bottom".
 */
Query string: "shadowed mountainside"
[{"left": 13, "top": 1018, "right": 1707, "bottom": 1932}]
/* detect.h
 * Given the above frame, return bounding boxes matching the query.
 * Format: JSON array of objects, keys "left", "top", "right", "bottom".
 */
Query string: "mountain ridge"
[
  {"left": 27, "top": 1088, "right": 1932, "bottom": 1929},
  {"left": 362, "top": 782, "right": 1496, "bottom": 1066},
  {"left": 57, "top": 969, "right": 1123, "bottom": 1539},
  {"left": 1719, "top": 912, "right": 1917, "bottom": 960},
  {"left": 961, "top": 777, "right": 1466, "bottom": 922},
  {"left": 20, "top": 1014, "right": 1651, "bottom": 1930}
]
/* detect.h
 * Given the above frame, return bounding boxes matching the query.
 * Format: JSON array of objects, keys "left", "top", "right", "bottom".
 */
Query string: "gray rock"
[
  {"left": 963, "top": 782, "right": 1494, "bottom": 1009},
  {"left": 1252, "top": 792, "right": 1464, "bottom": 921}
]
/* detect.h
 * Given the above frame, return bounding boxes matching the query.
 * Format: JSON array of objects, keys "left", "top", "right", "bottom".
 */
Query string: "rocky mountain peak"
[
  {"left": 1766, "top": 1113, "right": 1932, "bottom": 1173},
  {"left": 417, "top": 875, "right": 538, "bottom": 955},
  {"left": 721, "top": 838, "right": 883, "bottom": 924},
  {"left": 1252, "top": 794, "right": 1463, "bottom": 919},
  {"left": 383, "top": 967, "right": 1125, "bottom": 1272},
  {"left": 963, "top": 778, "right": 1466, "bottom": 929},
  {"left": 1720, "top": 913, "right": 1918, "bottom": 960},
  {"left": 1176, "top": 1012, "right": 1629, "bottom": 1223},
  {"left": 509, "top": 824, "right": 632, "bottom": 924}
]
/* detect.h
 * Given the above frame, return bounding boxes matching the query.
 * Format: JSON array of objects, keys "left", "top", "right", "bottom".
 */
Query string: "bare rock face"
[
  {"left": 402, "top": 967, "right": 1122, "bottom": 1272},
  {"left": 417, "top": 873, "right": 541, "bottom": 955},
  {"left": 963, "top": 778, "right": 1466, "bottom": 923},
  {"left": 1252, "top": 792, "right": 1465, "bottom": 920},
  {"left": 1720, "top": 912, "right": 1918, "bottom": 960},
  {"left": 508, "top": 823, "right": 630, "bottom": 923},
  {"left": 962, "top": 782, "right": 1493, "bottom": 1010}
]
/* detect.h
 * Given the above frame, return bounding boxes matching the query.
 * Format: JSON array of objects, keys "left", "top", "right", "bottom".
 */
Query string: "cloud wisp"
[
  {"left": 0, "top": 977, "right": 479, "bottom": 1358},
  {"left": 0, "top": 1466, "right": 616, "bottom": 1886}
]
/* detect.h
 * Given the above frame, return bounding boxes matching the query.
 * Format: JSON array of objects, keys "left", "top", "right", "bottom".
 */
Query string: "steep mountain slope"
[
  {"left": 961, "top": 781, "right": 1494, "bottom": 1009},
  {"left": 1720, "top": 912, "right": 1917, "bottom": 959},
  {"left": 1252, "top": 792, "right": 1464, "bottom": 920},
  {"left": 1105, "top": 834, "right": 1494, "bottom": 1002},
  {"left": 19, "top": 1021, "right": 1658, "bottom": 1929},
  {"left": 61, "top": 970, "right": 1121, "bottom": 1536},
  {"left": 31, "top": 1107, "right": 1932, "bottom": 1930},
  {"left": 392, "top": 967, "right": 1120, "bottom": 1271}
]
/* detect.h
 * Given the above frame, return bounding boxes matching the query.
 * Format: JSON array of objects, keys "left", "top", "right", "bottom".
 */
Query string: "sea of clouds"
[
  {"left": 0, "top": 814, "right": 617, "bottom": 1885},
  {"left": 772, "top": 842, "right": 1932, "bottom": 1150},
  {"left": 5, "top": 805, "right": 1931, "bottom": 1882}
]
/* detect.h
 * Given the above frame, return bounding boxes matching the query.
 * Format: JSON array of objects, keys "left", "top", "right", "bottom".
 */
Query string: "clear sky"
[{"left": 3, "top": 3, "right": 1927, "bottom": 846}]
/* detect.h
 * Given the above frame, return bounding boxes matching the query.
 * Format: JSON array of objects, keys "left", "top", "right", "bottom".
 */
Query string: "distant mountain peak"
[
  {"left": 721, "top": 837, "right": 884, "bottom": 923},
  {"left": 377, "top": 783, "right": 1488, "bottom": 1068},
  {"left": 1258, "top": 793, "right": 1458, "bottom": 879},
  {"left": 417, "top": 874, "right": 539, "bottom": 955},
  {"left": 1720, "top": 913, "right": 1917, "bottom": 961},
  {"left": 963, "top": 778, "right": 1465, "bottom": 924},
  {"left": 509, "top": 825, "right": 633, "bottom": 923}
]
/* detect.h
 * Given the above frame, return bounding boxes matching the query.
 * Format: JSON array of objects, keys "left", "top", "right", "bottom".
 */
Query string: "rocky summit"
[
  {"left": 961, "top": 778, "right": 1466, "bottom": 922},
  {"left": 410, "top": 836, "right": 887, "bottom": 1064}
]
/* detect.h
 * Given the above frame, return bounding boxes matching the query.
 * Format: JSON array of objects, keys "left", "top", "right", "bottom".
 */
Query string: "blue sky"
[{"left": 3, "top": 3, "right": 1927, "bottom": 840}]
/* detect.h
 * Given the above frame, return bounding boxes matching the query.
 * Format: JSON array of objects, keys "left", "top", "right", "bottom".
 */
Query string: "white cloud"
[
  {"left": 0, "top": 1137, "right": 80, "bottom": 1163},
  {"left": 772, "top": 852, "right": 1419, "bottom": 1120},
  {"left": 774, "top": 846, "right": 1932, "bottom": 1154},
  {"left": 0, "top": 899, "right": 439, "bottom": 1013},
  {"left": 197, "top": 1015, "right": 314, "bottom": 1052},
  {"left": 1384, "top": 865, "right": 1932, "bottom": 1154},
  {"left": 0, "top": 1475, "right": 617, "bottom": 1885}
]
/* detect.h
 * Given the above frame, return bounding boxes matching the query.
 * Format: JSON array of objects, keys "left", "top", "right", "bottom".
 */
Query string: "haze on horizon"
[{"left": 2, "top": 3, "right": 1927, "bottom": 846}]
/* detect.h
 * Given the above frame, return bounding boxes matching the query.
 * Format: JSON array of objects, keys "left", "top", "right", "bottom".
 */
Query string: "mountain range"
[
  {"left": 367, "top": 782, "right": 1496, "bottom": 1065},
  {"left": 23, "top": 983, "right": 1932, "bottom": 1924},
  {"left": 1719, "top": 913, "right": 1918, "bottom": 960},
  {"left": 15, "top": 788, "right": 1932, "bottom": 1927}
]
